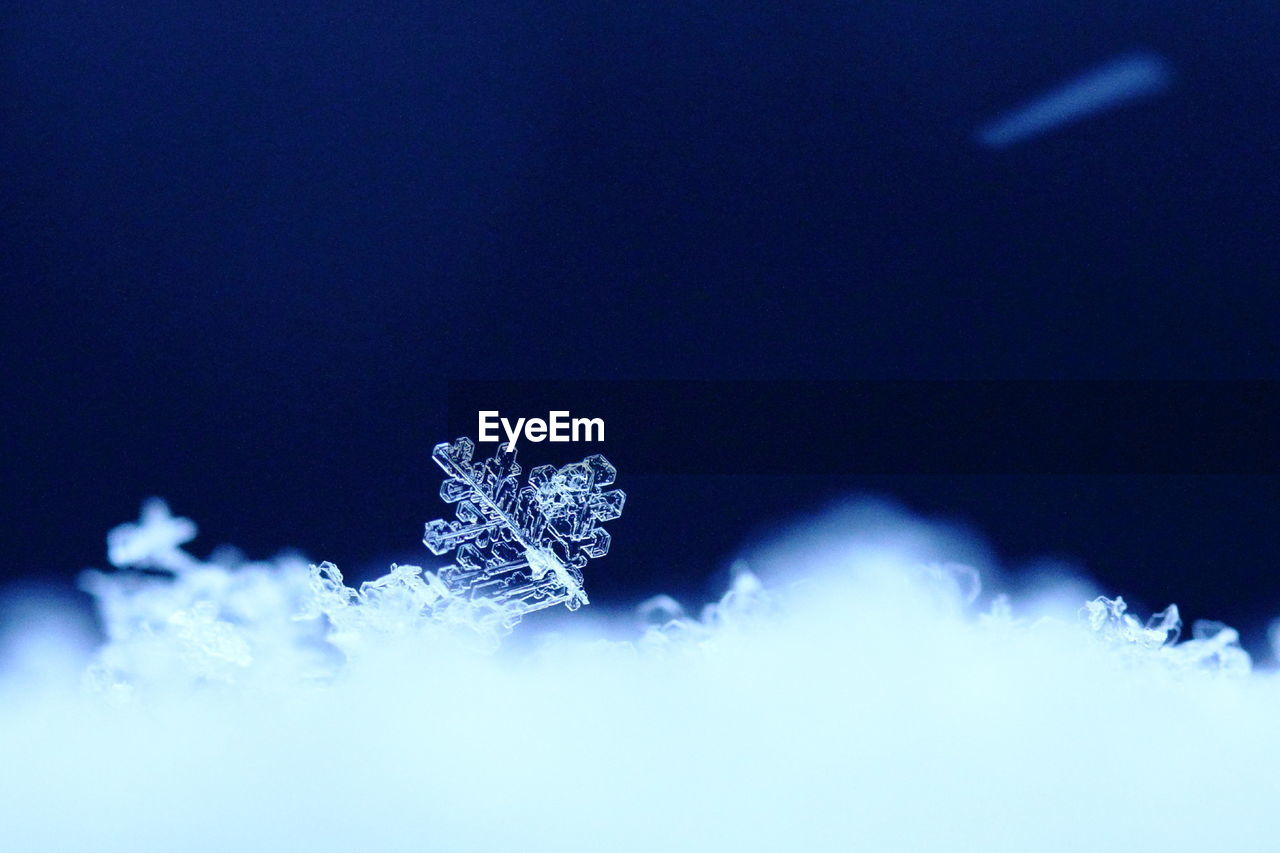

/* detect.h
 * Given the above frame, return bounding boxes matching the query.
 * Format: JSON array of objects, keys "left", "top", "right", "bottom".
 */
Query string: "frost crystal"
[
  {"left": 423, "top": 438, "right": 626, "bottom": 619},
  {"left": 82, "top": 500, "right": 329, "bottom": 696},
  {"left": 106, "top": 497, "right": 200, "bottom": 573},
  {"left": 1083, "top": 595, "right": 1181, "bottom": 649},
  {"left": 1082, "top": 595, "right": 1250, "bottom": 675},
  {"left": 77, "top": 442, "right": 627, "bottom": 693}
]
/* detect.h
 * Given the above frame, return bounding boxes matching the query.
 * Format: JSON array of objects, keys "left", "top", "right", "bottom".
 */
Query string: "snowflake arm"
[{"left": 423, "top": 437, "right": 625, "bottom": 619}]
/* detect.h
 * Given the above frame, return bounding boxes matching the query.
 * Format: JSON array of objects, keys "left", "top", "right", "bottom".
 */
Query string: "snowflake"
[{"left": 422, "top": 437, "right": 626, "bottom": 617}]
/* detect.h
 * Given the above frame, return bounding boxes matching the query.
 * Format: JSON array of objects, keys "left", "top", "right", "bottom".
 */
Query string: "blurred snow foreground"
[{"left": 2, "top": 500, "right": 1278, "bottom": 852}]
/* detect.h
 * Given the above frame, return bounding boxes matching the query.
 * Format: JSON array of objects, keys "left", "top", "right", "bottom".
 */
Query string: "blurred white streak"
[{"left": 976, "top": 52, "right": 1173, "bottom": 148}]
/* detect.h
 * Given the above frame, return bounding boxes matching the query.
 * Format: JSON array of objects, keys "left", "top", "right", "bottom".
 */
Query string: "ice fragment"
[{"left": 423, "top": 438, "right": 626, "bottom": 620}]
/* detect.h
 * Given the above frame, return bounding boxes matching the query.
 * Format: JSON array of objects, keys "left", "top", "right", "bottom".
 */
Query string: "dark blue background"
[{"left": 3, "top": 4, "right": 1278, "bottom": 645}]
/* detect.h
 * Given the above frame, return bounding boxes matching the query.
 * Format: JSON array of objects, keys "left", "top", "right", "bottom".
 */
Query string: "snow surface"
[{"left": 1, "top": 498, "right": 1275, "bottom": 852}]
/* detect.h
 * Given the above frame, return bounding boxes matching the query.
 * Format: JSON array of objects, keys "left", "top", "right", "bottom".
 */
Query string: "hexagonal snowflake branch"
[{"left": 423, "top": 437, "right": 625, "bottom": 619}]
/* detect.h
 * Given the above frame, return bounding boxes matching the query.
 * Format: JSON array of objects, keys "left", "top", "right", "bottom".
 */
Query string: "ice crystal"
[
  {"left": 1083, "top": 595, "right": 1181, "bottom": 649},
  {"left": 423, "top": 437, "right": 625, "bottom": 618},
  {"left": 634, "top": 564, "right": 774, "bottom": 652},
  {"left": 76, "top": 443, "right": 627, "bottom": 693},
  {"left": 1082, "top": 594, "right": 1249, "bottom": 674},
  {"left": 299, "top": 560, "right": 517, "bottom": 655},
  {"left": 1166, "top": 620, "right": 1251, "bottom": 675},
  {"left": 81, "top": 500, "right": 329, "bottom": 696},
  {"left": 106, "top": 497, "right": 200, "bottom": 573}
]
